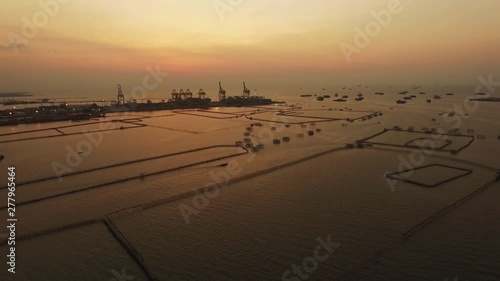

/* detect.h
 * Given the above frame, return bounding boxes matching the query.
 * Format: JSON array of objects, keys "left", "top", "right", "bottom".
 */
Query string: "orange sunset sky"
[{"left": 1, "top": 0, "right": 500, "bottom": 98}]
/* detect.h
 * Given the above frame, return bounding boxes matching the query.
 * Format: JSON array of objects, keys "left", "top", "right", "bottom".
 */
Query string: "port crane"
[
  {"left": 218, "top": 82, "right": 226, "bottom": 101},
  {"left": 184, "top": 89, "right": 193, "bottom": 99},
  {"left": 198, "top": 89, "right": 206, "bottom": 99},
  {"left": 171, "top": 89, "right": 180, "bottom": 101},
  {"left": 178, "top": 89, "right": 186, "bottom": 100},
  {"left": 117, "top": 84, "right": 125, "bottom": 105},
  {"left": 243, "top": 81, "right": 250, "bottom": 98}
]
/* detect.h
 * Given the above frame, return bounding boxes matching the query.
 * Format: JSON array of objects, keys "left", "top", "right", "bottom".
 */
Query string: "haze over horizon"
[{"left": 1, "top": 0, "right": 500, "bottom": 97}]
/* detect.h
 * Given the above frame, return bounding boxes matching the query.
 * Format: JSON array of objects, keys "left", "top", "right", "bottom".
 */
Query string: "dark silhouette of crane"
[
  {"left": 218, "top": 82, "right": 226, "bottom": 101},
  {"left": 198, "top": 89, "right": 206, "bottom": 99},
  {"left": 171, "top": 89, "right": 179, "bottom": 101},
  {"left": 117, "top": 84, "right": 125, "bottom": 105},
  {"left": 243, "top": 81, "right": 250, "bottom": 98}
]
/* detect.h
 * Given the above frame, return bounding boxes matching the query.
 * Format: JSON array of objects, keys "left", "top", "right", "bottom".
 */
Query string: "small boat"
[
  {"left": 396, "top": 100, "right": 407, "bottom": 104},
  {"left": 403, "top": 96, "right": 412, "bottom": 100},
  {"left": 433, "top": 95, "right": 442, "bottom": 99},
  {"left": 308, "top": 130, "right": 314, "bottom": 136},
  {"left": 355, "top": 97, "right": 364, "bottom": 101},
  {"left": 273, "top": 139, "right": 281, "bottom": 144},
  {"left": 375, "top": 92, "right": 384, "bottom": 95},
  {"left": 300, "top": 94, "right": 312, "bottom": 97},
  {"left": 419, "top": 92, "right": 426, "bottom": 95},
  {"left": 323, "top": 95, "right": 330, "bottom": 98},
  {"left": 316, "top": 96, "right": 324, "bottom": 101},
  {"left": 342, "top": 95, "right": 348, "bottom": 99},
  {"left": 410, "top": 95, "right": 416, "bottom": 98},
  {"left": 282, "top": 136, "right": 291, "bottom": 142},
  {"left": 0, "top": 155, "right": 4, "bottom": 161},
  {"left": 427, "top": 99, "right": 432, "bottom": 103},
  {"left": 446, "top": 93, "right": 454, "bottom": 96}
]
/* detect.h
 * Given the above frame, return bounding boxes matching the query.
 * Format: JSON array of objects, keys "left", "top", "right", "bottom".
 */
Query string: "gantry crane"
[
  {"left": 198, "top": 89, "right": 206, "bottom": 99},
  {"left": 117, "top": 84, "right": 125, "bottom": 105},
  {"left": 171, "top": 89, "right": 180, "bottom": 101},
  {"left": 243, "top": 81, "right": 250, "bottom": 98},
  {"left": 218, "top": 82, "right": 226, "bottom": 100}
]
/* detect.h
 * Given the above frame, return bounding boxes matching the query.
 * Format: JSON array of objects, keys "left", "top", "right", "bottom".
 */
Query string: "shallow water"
[{"left": 0, "top": 91, "right": 499, "bottom": 280}]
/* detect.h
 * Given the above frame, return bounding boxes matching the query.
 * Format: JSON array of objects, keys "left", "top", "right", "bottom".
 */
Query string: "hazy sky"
[{"left": 1, "top": 0, "right": 500, "bottom": 98}]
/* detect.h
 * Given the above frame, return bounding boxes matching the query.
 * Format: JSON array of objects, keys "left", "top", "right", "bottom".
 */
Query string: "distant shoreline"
[{"left": 0, "top": 92, "right": 32, "bottom": 98}]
